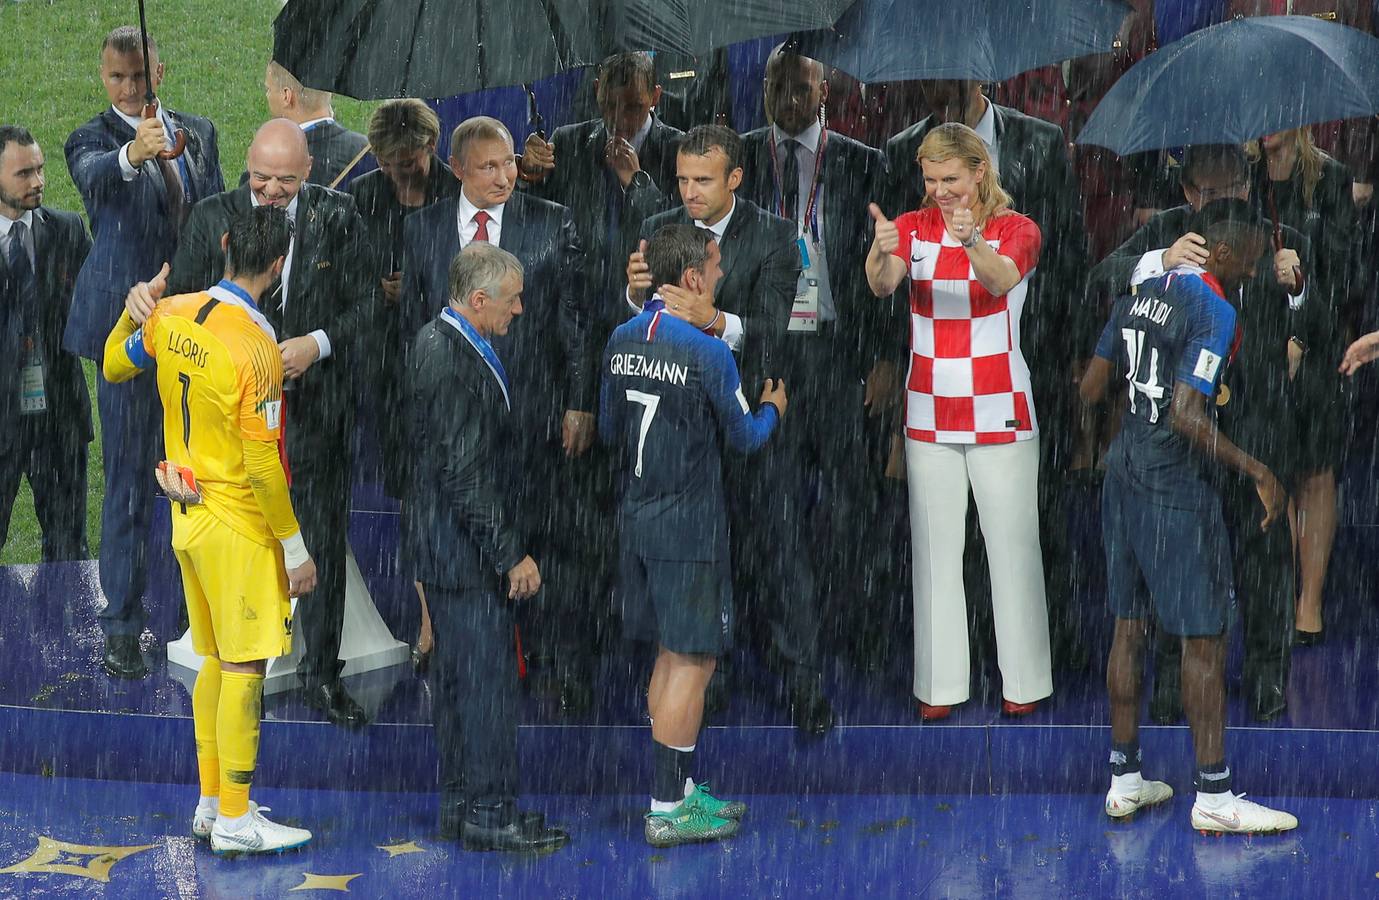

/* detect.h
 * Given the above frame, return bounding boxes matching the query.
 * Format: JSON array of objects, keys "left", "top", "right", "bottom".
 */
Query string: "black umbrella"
[
  {"left": 272, "top": 0, "right": 854, "bottom": 101},
  {"left": 137, "top": 0, "right": 185, "bottom": 158},
  {"left": 790, "top": 0, "right": 1132, "bottom": 84},
  {"left": 1076, "top": 16, "right": 1379, "bottom": 290},
  {"left": 1076, "top": 15, "right": 1379, "bottom": 156}
]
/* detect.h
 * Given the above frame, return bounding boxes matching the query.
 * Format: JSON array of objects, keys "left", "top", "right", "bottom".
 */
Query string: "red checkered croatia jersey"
[{"left": 891, "top": 207, "right": 1042, "bottom": 445}]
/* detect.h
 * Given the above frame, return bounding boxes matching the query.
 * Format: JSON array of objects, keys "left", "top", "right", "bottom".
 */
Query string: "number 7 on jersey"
[{"left": 625, "top": 389, "right": 660, "bottom": 478}]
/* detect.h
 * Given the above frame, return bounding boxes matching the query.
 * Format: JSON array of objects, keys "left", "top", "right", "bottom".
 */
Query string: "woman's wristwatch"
[{"left": 960, "top": 227, "right": 983, "bottom": 249}]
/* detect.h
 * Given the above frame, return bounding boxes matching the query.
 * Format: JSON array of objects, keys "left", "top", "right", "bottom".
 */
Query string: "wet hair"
[
  {"left": 1190, "top": 198, "right": 1268, "bottom": 253},
  {"left": 102, "top": 25, "right": 156, "bottom": 60},
  {"left": 678, "top": 125, "right": 742, "bottom": 177},
  {"left": 450, "top": 241, "right": 523, "bottom": 308},
  {"left": 645, "top": 224, "right": 715, "bottom": 289},
  {"left": 597, "top": 52, "right": 656, "bottom": 96},
  {"left": 0, "top": 125, "right": 37, "bottom": 162},
  {"left": 224, "top": 206, "right": 293, "bottom": 279},
  {"left": 1248, "top": 128, "right": 1329, "bottom": 210},
  {"left": 449, "top": 116, "right": 513, "bottom": 166},
  {"left": 368, "top": 99, "right": 441, "bottom": 159},
  {"left": 915, "top": 122, "right": 1012, "bottom": 223},
  {"left": 1180, "top": 144, "right": 1249, "bottom": 189}
]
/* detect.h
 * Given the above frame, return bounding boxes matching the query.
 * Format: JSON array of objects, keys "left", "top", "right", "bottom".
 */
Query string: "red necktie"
[{"left": 472, "top": 210, "right": 491, "bottom": 243}]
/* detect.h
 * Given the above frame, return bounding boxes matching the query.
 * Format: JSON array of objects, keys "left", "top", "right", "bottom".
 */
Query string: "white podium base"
[{"left": 167, "top": 547, "right": 410, "bottom": 696}]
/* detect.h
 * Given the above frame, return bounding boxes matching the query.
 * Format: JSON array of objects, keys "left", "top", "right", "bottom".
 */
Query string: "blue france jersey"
[
  {"left": 599, "top": 303, "right": 779, "bottom": 561},
  {"left": 1093, "top": 268, "right": 1237, "bottom": 500}
]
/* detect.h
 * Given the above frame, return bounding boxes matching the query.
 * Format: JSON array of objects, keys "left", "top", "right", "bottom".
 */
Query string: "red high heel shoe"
[
  {"left": 918, "top": 702, "right": 953, "bottom": 721},
  {"left": 1002, "top": 699, "right": 1039, "bottom": 717}
]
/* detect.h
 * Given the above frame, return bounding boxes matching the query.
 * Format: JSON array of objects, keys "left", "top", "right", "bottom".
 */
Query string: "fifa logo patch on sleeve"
[
  {"left": 1193, "top": 349, "right": 1222, "bottom": 383},
  {"left": 264, "top": 400, "right": 282, "bottom": 430}
]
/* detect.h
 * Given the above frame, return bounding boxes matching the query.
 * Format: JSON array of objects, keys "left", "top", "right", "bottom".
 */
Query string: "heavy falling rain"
[{"left": 2, "top": 0, "right": 1379, "bottom": 896}]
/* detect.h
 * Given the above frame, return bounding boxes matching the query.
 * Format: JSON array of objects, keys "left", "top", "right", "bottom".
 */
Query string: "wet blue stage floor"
[
  {"left": 0, "top": 772, "right": 1372, "bottom": 899},
  {"left": 6, "top": 458, "right": 1379, "bottom": 893}
]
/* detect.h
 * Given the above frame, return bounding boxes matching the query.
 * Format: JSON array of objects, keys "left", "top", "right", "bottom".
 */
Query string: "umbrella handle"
[
  {"left": 1267, "top": 190, "right": 1304, "bottom": 293},
  {"left": 143, "top": 102, "right": 187, "bottom": 161}
]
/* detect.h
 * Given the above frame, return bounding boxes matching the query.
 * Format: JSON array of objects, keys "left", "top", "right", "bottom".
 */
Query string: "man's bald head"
[
  {"left": 763, "top": 43, "right": 828, "bottom": 137},
  {"left": 246, "top": 118, "right": 312, "bottom": 207}
]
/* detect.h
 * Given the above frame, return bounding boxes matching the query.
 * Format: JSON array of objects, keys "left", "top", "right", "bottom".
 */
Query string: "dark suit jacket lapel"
[
  {"left": 642, "top": 118, "right": 675, "bottom": 182},
  {"left": 287, "top": 186, "right": 323, "bottom": 300},
  {"left": 716, "top": 198, "right": 750, "bottom": 285},
  {"left": 101, "top": 108, "right": 136, "bottom": 143},
  {"left": 747, "top": 133, "right": 775, "bottom": 214},
  {"left": 497, "top": 195, "right": 524, "bottom": 256},
  {"left": 822, "top": 143, "right": 847, "bottom": 257},
  {"left": 168, "top": 109, "right": 204, "bottom": 202},
  {"left": 29, "top": 208, "right": 52, "bottom": 298},
  {"left": 991, "top": 106, "right": 1026, "bottom": 194}
]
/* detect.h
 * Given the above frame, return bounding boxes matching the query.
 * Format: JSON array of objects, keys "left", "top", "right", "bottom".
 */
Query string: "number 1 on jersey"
[
  {"left": 177, "top": 372, "right": 193, "bottom": 449},
  {"left": 625, "top": 389, "right": 661, "bottom": 478},
  {"left": 1120, "top": 328, "right": 1165, "bottom": 423}
]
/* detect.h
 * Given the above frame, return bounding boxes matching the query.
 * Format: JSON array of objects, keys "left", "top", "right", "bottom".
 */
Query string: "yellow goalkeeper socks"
[
  {"left": 192, "top": 656, "right": 222, "bottom": 799},
  {"left": 217, "top": 670, "right": 265, "bottom": 819}
]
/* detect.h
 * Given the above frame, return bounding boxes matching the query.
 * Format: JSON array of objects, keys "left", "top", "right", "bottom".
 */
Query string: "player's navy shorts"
[
  {"left": 1101, "top": 466, "right": 1234, "bottom": 636},
  {"left": 616, "top": 548, "right": 732, "bottom": 655}
]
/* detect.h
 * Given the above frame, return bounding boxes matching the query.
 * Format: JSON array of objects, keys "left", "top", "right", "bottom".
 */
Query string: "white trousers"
[{"left": 906, "top": 437, "right": 1053, "bottom": 705}]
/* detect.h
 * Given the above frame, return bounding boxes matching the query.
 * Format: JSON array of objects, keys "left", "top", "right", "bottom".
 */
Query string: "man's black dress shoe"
[
  {"left": 788, "top": 673, "right": 835, "bottom": 736},
  {"left": 441, "top": 807, "right": 545, "bottom": 840},
  {"left": 103, "top": 635, "right": 147, "bottom": 679},
  {"left": 1293, "top": 629, "right": 1324, "bottom": 647},
  {"left": 300, "top": 680, "right": 368, "bottom": 727},
  {"left": 460, "top": 816, "right": 569, "bottom": 852}
]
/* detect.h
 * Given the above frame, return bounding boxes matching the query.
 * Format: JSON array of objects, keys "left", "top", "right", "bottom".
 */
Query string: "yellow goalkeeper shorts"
[{"left": 173, "top": 505, "right": 293, "bottom": 664}]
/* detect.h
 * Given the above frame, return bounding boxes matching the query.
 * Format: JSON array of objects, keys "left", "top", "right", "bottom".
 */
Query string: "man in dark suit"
[
  {"left": 1089, "top": 144, "right": 1313, "bottom": 723},
  {"left": 626, "top": 125, "right": 833, "bottom": 733},
  {"left": 520, "top": 52, "right": 683, "bottom": 345},
  {"left": 401, "top": 116, "right": 595, "bottom": 709},
  {"left": 737, "top": 47, "right": 894, "bottom": 669},
  {"left": 146, "top": 119, "right": 375, "bottom": 726},
  {"left": 64, "top": 26, "right": 223, "bottom": 678},
  {"left": 885, "top": 80, "right": 1091, "bottom": 670},
  {"left": 263, "top": 61, "right": 374, "bottom": 190},
  {"left": 516, "top": 53, "right": 682, "bottom": 704},
  {"left": 406, "top": 242, "right": 569, "bottom": 853},
  {"left": 0, "top": 127, "right": 92, "bottom": 561}
]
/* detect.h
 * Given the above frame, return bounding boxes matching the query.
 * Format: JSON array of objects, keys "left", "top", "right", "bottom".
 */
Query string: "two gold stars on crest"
[{"left": 0, "top": 835, "right": 429, "bottom": 893}]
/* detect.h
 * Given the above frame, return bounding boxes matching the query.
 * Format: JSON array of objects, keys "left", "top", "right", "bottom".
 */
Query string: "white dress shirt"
[
  {"left": 972, "top": 98, "right": 1000, "bottom": 174},
  {"left": 114, "top": 103, "right": 182, "bottom": 183},
  {"left": 299, "top": 116, "right": 334, "bottom": 133},
  {"left": 0, "top": 210, "right": 36, "bottom": 271},
  {"left": 456, "top": 190, "right": 505, "bottom": 248},
  {"left": 248, "top": 193, "right": 333, "bottom": 358}
]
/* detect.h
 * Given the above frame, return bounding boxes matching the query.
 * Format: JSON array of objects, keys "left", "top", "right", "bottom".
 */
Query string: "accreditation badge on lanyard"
[
  {"left": 774, "top": 131, "right": 827, "bottom": 335},
  {"left": 19, "top": 335, "right": 46, "bottom": 415}
]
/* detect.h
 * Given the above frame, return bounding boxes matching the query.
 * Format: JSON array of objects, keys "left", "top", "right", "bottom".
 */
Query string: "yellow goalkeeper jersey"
[{"left": 104, "top": 281, "right": 297, "bottom": 547}]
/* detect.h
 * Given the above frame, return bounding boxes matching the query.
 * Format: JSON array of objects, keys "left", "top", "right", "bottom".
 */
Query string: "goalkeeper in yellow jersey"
[{"left": 104, "top": 206, "right": 317, "bottom": 856}]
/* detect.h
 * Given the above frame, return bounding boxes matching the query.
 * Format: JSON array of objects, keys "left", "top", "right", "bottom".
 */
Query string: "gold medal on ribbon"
[{"left": 1215, "top": 383, "right": 1231, "bottom": 407}]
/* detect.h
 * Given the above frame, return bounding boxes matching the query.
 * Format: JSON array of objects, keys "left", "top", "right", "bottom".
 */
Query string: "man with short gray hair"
[
  {"left": 405, "top": 241, "right": 571, "bottom": 853},
  {"left": 401, "top": 114, "right": 599, "bottom": 712}
]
